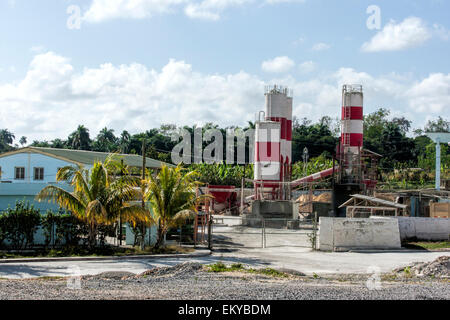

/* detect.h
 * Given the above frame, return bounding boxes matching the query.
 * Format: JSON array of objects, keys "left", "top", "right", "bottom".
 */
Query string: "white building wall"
[{"left": 0, "top": 152, "right": 78, "bottom": 183}]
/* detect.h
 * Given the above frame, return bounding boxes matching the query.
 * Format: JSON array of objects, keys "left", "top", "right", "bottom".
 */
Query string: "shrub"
[
  {"left": 0, "top": 214, "right": 6, "bottom": 248},
  {"left": 2, "top": 200, "right": 41, "bottom": 250}
]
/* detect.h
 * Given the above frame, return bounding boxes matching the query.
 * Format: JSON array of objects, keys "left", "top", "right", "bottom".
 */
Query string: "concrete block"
[
  {"left": 319, "top": 217, "right": 401, "bottom": 252},
  {"left": 386, "top": 217, "right": 450, "bottom": 241},
  {"left": 318, "top": 217, "right": 334, "bottom": 251}
]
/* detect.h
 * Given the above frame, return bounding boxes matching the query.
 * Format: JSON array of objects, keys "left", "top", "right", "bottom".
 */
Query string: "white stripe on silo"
[
  {"left": 255, "top": 122, "right": 281, "bottom": 143},
  {"left": 341, "top": 120, "right": 363, "bottom": 134}
]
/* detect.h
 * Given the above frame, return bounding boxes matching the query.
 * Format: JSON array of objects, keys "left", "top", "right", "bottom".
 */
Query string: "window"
[
  {"left": 15, "top": 167, "right": 25, "bottom": 180},
  {"left": 34, "top": 167, "right": 44, "bottom": 181}
]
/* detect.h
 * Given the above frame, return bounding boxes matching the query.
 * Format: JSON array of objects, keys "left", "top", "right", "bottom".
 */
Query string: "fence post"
[
  {"left": 208, "top": 216, "right": 213, "bottom": 251},
  {"left": 261, "top": 218, "right": 266, "bottom": 249},
  {"left": 264, "top": 219, "right": 267, "bottom": 248},
  {"left": 313, "top": 212, "right": 318, "bottom": 250}
]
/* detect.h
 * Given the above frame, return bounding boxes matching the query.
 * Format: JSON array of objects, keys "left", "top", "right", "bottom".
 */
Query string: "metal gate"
[{"left": 210, "top": 215, "right": 318, "bottom": 251}]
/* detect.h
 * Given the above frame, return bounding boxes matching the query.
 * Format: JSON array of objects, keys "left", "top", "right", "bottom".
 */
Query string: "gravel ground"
[{"left": 0, "top": 262, "right": 448, "bottom": 300}]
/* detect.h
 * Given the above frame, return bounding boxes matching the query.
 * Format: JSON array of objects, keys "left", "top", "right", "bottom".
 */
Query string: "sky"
[{"left": 0, "top": 0, "right": 449, "bottom": 143}]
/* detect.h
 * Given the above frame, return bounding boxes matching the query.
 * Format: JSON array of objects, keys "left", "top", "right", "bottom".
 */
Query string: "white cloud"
[
  {"left": 30, "top": 45, "right": 46, "bottom": 53},
  {"left": 362, "top": 17, "right": 431, "bottom": 52},
  {"left": 84, "top": 0, "right": 187, "bottom": 22},
  {"left": 406, "top": 73, "right": 450, "bottom": 113},
  {"left": 262, "top": 56, "right": 295, "bottom": 73},
  {"left": 311, "top": 42, "right": 331, "bottom": 51},
  {"left": 433, "top": 23, "right": 450, "bottom": 41},
  {"left": 84, "top": 0, "right": 305, "bottom": 22},
  {"left": 298, "top": 61, "right": 315, "bottom": 73},
  {"left": 292, "top": 36, "right": 306, "bottom": 46},
  {"left": 265, "top": 0, "right": 305, "bottom": 3},
  {"left": 184, "top": 0, "right": 253, "bottom": 21},
  {"left": 0, "top": 52, "right": 448, "bottom": 143}
]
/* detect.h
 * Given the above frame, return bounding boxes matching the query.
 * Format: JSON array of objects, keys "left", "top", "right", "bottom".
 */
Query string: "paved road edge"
[{"left": 0, "top": 249, "right": 211, "bottom": 264}]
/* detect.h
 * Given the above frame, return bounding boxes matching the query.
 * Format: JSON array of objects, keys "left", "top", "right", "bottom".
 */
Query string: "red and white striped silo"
[
  {"left": 254, "top": 86, "right": 293, "bottom": 200},
  {"left": 341, "top": 84, "right": 364, "bottom": 154},
  {"left": 339, "top": 84, "right": 364, "bottom": 184},
  {"left": 254, "top": 120, "right": 281, "bottom": 183}
]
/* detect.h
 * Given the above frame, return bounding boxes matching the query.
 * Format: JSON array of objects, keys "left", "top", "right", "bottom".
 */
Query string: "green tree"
[
  {"left": 68, "top": 125, "right": 92, "bottom": 150},
  {"left": 119, "top": 130, "right": 132, "bottom": 154},
  {"left": 51, "top": 138, "right": 67, "bottom": 149},
  {"left": 36, "top": 155, "right": 150, "bottom": 248},
  {"left": 93, "top": 127, "right": 118, "bottom": 152},
  {"left": 425, "top": 116, "right": 450, "bottom": 133},
  {"left": 0, "top": 129, "right": 15, "bottom": 152},
  {"left": 19, "top": 136, "right": 27, "bottom": 147},
  {"left": 143, "top": 165, "right": 205, "bottom": 249}
]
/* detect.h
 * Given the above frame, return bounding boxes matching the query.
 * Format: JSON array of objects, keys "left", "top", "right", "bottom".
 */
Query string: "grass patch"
[
  {"left": 0, "top": 245, "right": 194, "bottom": 259},
  {"left": 403, "top": 241, "right": 450, "bottom": 250},
  {"left": 33, "top": 276, "right": 66, "bottom": 281},
  {"left": 208, "top": 262, "right": 245, "bottom": 273},
  {"left": 207, "top": 263, "right": 289, "bottom": 278},
  {"left": 246, "top": 268, "right": 289, "bottom": 278}
]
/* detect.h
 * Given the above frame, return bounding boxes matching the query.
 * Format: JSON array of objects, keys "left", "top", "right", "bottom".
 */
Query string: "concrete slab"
[
  {"left": 0, "top": 248, "right": 448, "bottom": 279},
  {"left": 319, "top": 217, "right": 401, "bottom": 251}
]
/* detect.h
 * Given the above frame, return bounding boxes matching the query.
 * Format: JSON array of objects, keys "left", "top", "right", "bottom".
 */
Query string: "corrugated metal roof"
[
  {"left": 1, "top": 147, "right": 173, "bottom": 168},
  {"left": 340, "top": 194, "right": 407, "bottom": 209}
]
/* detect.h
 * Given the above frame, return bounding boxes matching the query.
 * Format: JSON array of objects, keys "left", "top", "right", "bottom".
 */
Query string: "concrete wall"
[
  {"left": 377, "top": 216, "right": 450, "bottom": 241},
  {"left": 319, "top": 217, "right": 401, "bottom": 252}
]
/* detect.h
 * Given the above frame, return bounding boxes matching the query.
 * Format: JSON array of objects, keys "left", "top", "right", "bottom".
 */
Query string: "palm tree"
[
  {"left": 94, "top": 127, "right": 118, "bottom": 152},
  {"left": 19, "top": 136, "right": 27, "bottom": 147},
  {"left": 51, "top": 138, "right": 66, "bottom": 149},
  {"left": 68, "top": 125, "right": 91, "bottom": 150},
  {"left": 119, "top": 130, "right": 131, "bottom": 154},
  {"left": 0, "top": 129, "right": 15, "bottom": 145},
  {"left": 36, "top": 155, "right": 151, "bottom": 248},
  {"left": 143, "top": 164, "right": 206, "bottom": 249}
]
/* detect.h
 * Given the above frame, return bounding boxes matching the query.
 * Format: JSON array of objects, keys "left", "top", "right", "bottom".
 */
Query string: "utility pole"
[
  {"left": 303, "top": 147, "right": 309, "bottom": 177},
  {"left": 118, "top": 159, "right": 124, "bottom": 246},
  {"left": 240, "top": 165, "right": 246, "bottom": 215},
  {"left": 141, "top": 139, "right": 146, "bottom": 250}
]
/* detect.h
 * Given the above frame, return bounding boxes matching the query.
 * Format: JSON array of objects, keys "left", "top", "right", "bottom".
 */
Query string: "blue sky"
[{"left": 0, "top": 0, "right": 449, "bottom": 142}]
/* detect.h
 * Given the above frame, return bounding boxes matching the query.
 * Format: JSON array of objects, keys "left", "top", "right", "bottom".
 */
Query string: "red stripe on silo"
[
  {"left": 255, "top": 142, "right": 281, "bottom": 161},
  {"left": 286, "top": 120, "right": 292, "bottom": 141},
  {"left": 341, "top": 133, "right": 363, "bottom": 147},
  {"left": 342, "top": 107, "right": 363, "bottom": 120},
  {"left": 268, "top": 117, "right": 289, "bottom": 140}
]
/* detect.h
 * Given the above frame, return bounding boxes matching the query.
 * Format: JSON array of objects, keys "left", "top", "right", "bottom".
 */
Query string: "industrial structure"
[
  {"left": 250, "top": 84, "right": 381, "bottom": 218},
  {"left": 254, "top": 85, "right": 293, "bottom": 201}
]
